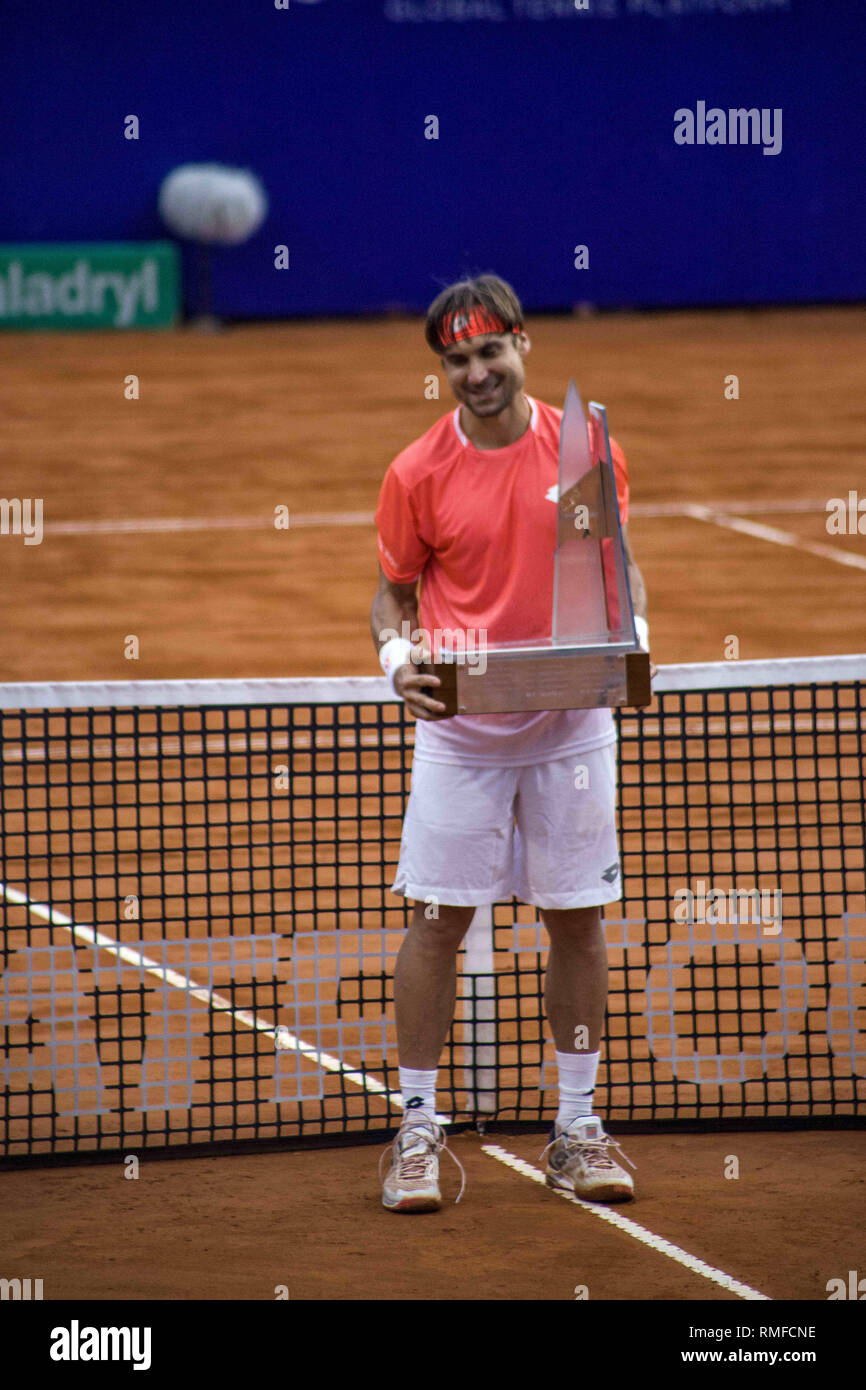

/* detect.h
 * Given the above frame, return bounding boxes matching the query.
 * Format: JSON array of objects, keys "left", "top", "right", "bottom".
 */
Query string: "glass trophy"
[{"left": 421, "top": 383, "right": 652, "bottom": 716}]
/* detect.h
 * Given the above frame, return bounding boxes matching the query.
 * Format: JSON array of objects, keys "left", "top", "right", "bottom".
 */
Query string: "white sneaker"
[
  {"left": 541, "top": 1116, "right": 636, "bottom": 1203},
  {"left": 380, "top": 1112, "right": 465, "bottom": 1213}
]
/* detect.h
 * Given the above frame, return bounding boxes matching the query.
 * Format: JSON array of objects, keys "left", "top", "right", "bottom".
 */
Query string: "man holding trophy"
[{"left": 371, "top": 275, "right": 651, "bottom": 1213}]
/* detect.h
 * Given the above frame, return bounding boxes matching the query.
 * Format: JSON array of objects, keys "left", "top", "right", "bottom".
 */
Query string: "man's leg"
[
  {"left": 383, "top": 756, "right": 515, "bottom": 1210},
  {"left": 390, "top": 759, "right": 513, "bottom": 1080},
  {"left": 394, "top": 901, "right": 475, "bottom": 1072},
  {"left": 540, "top": 904, "right": 634, "bottom": 1201},
  {"left": 514, "top": 746, "right": 618, "bottom": 1138},
  {"left": 542, "top": 905, "right": 607, "bottom": 1053},
  {"left": 542, "top": 905, "right": 607, "bottom": 1127},
  {"left": 382, "top": 902, "right": 473, "bottom": 1213}
]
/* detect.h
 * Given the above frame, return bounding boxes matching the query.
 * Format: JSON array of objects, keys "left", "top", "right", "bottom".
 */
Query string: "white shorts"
[{"left": 391, "top": 743, "right": 622, "bottom": 911}]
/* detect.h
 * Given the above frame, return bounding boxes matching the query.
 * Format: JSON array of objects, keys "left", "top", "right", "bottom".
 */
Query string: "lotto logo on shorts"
[{"left": 601, "top": 863, "right": 620, "bottom": 884}]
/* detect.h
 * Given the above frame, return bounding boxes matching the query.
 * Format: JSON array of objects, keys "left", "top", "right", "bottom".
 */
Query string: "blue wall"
[{"left": 2, "top": 0, "right": 863, "bottom": 317}]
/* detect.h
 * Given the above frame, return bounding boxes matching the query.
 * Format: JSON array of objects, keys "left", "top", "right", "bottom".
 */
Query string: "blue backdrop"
[{"left": 2, "top": 0, "right": 863, "bottom": 317}]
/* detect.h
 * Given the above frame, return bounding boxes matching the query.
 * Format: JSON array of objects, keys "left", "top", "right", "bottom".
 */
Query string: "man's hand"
[{"left": 393, "top": 645, "right": 448, "bottom": 720}]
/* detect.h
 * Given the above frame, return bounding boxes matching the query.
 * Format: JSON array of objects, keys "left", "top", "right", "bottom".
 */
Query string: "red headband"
[{"left": 439, "top": 306, "right": 522, "bottom": 348}]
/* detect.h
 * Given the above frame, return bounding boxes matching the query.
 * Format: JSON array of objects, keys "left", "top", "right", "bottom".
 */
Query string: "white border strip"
[
  {"left": 0, "top": 656, "right": 862, "bottom": 711},
  {"left": 0, "top": 675, "right": 393, "bottom": 711},
  {"left": 651, "top": 652, "right": 866, "bottom": 693},
  {"left": 482, "top": 1144, "right": 771, "bottom": 1301}
]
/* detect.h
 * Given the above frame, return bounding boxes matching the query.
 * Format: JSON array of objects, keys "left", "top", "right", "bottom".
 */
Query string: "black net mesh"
[{"left": 1, "top": 671, "right": 864, "bottom": 1163}]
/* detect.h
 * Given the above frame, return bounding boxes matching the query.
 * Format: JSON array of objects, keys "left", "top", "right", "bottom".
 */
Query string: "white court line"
[
  {"left": 482, "top": 1144, "right": 771, "bottom": 1302},
  {"left": 0, "top": 882, "right": 403, "bottom": 1108},
  {"left": 636, "top": 499, "right": 828, "bottom": 518},
  {"left": 46, "top": 512, "right": 375, "bottom": 536},
  {"left": 39, "top": 499, "right": 842, "bottom": 538},
  {"left": 683, "top": 504, "right": 866, "bottom": 572},
  {"left": 43, "top": 501, "right": 866, "bottom": 573}
]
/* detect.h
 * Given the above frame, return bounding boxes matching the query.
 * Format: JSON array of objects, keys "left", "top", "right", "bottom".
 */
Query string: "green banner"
[{"left": 0, "top": 242, "right": 179, "bottom": 330}]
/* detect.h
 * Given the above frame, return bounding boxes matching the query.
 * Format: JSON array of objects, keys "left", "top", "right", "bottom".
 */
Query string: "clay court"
[
  {"left": 0, "top": 308, "right": 864, "bottom": 1302},
  {"left": 2, "top": 308, "right": 865, "bottom": 682}
]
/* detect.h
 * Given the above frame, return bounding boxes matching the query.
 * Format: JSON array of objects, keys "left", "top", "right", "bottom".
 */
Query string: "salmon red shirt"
[{"left": 375, "top": 395, "right": 630, "bottom": 766}]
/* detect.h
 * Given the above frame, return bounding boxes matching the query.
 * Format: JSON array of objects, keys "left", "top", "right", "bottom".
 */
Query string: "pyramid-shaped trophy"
[{"left": 421, "top": 383, "right": 652, "bottom": 715}]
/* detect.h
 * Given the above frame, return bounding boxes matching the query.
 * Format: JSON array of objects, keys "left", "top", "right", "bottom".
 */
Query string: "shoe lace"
[
  {"left": 379, "top": 1114, "right": 466, "bottom": 1203},
  {"left": 539, "top": 1129, "right": 637, "bottom": 1173}
]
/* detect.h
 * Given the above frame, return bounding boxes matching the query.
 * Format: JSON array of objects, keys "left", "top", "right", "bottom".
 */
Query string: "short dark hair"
[{"left": 424, "top": 273, "right": 524, "bottom": 354}]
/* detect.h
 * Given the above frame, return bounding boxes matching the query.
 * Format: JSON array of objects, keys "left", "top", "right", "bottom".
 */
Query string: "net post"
[{"left": 460, "top": 904, "right": 497, "bottom": 1118}]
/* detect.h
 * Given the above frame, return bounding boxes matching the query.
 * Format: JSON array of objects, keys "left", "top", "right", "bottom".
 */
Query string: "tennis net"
[{"left": 1, "top": 656, "right": 864, "bottom": 1164}]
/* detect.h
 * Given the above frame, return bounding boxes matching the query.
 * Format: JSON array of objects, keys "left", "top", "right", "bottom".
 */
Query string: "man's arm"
[{"left": 370, "top": 566, "right": 447, "bottom": 720}]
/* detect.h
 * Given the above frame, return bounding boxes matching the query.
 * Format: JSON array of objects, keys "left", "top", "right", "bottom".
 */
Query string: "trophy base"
[{"left": 420, "top": 647, "right": 651, "bottom": 718}]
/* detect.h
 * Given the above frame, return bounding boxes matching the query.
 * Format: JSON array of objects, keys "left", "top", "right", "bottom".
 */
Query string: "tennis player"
[{"left": 371, "top": 275, "right": 647, "bottom": 1213}]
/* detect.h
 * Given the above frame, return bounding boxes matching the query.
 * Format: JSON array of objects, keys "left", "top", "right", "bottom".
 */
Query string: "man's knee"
[
  {"left": 542, "top": 905, "right": 603, "bottom": 940},
  {"left": 409, "top": 901, "right": 475, "bottom": 943}
]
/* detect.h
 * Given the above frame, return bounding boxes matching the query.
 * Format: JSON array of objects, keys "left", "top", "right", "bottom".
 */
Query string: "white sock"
[
  {"left": 399, "top": 1066, "right": 438, "bottom": 1121},
  {"left": 555, "top": 1050, "right": 600, "bottom": 1131}
]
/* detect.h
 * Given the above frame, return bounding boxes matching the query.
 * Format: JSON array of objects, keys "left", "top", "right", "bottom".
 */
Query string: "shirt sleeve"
[
  {"left": 374, "top": 465, "right": 431, "bottom": 583},
  {"left": 610, "top": 436, "right": 629, "bottom": 525}
]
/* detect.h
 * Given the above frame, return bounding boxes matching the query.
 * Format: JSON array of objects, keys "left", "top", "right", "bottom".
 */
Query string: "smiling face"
[{"left": 440, "top": 330, "right": 530, "bottom": 418}]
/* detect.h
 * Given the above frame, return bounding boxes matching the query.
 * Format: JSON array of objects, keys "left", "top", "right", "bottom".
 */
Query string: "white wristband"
[
  {"left": 634, "top": 615, "right": 650, "bottom": 653},
  {"left": 379, "top": 636, "right": 414, "bottom": 693}
]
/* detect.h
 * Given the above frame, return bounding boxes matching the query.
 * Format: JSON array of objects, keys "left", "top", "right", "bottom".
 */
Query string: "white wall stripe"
[{"left": 481, "top": 1143, "right": 771, "bottom": 1301}]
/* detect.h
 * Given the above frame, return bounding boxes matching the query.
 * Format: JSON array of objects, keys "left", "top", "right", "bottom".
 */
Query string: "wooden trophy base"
[{"left": 420, "top": 646, "right": 651, "bottom": 719}]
